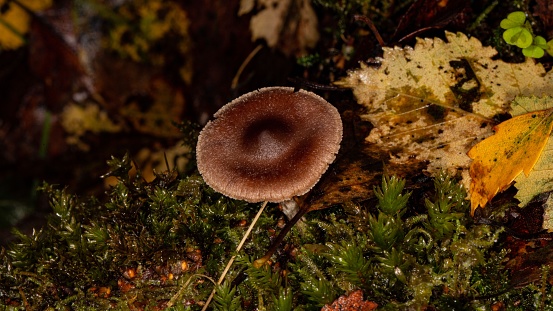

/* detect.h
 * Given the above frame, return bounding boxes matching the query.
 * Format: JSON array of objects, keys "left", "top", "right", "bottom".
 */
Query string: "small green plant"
[
  {"left": 293, "top": 173, "right": 514, "bottom": 309},
  {"left": 500, "top": 11, "right": 553, "bottom": 58},
  {"left": 213, "top": 281, "right": 243, "bottom": 311},
  {"left": 4, "top": 156, "right": 553, "bottom": 309}
]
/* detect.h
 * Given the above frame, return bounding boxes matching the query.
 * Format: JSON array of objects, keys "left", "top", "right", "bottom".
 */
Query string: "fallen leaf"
[
  {"left": 321, "top": 290, "right": 378, "bottom": 311},
  {"left": 508, "top": 234, "right": 553, "bottom": 288},
  {"left": 302, "top": 145, "right": 429, "bottom": 212},
  {"left": 104, "top": 0, "right": 193, "bottom": 84},
  {"left": 119, "top": 77, "right": 186, "bottom": 137},
  {"left": 542, "top": 193, "right": 553, "bottom": 232},
  {"left": 0, "top": 0, "right": 52, "bottom": 49},
  {"left": 240, "top": 0, "right": 319, "bottom": 56},
  {"left": 512, "top": 96, "right": 553, "bottom": 207},
  {"left": 337, "top": 31, "right": 553, "bottom": 192},
  {"left": 295, "top": 108, "right": 426, "bottom": 212},
  {"left": 467, "top": 104, "right": 553, "bottom": 213},
  {"left": 61, "top": 102, "right": 122, "bottom": 150}
]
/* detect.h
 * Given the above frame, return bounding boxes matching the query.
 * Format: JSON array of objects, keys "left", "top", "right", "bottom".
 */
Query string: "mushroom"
[
  {"left": 197, "top": 86, "right": 342, "bottom": 310},
  {"left": 196, "top": 86, "right": 342, "bottom": 202}
]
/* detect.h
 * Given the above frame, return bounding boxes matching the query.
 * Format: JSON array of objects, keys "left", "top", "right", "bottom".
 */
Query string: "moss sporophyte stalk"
[{"left": 5, "top": 152, "right": 553, "bottom": 310}]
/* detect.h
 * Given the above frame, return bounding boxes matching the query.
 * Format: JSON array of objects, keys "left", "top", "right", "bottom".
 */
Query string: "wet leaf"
[
  {"left": 542, "top": 193, "right": 553, "bottom": 232},
  {"left": 337, "top": 31, "right": 553, "bottom": 195},
  {"left": 298, "top": 108, "right": 426, "bottom": 212},
  {"left": 512, "top": 97, "right": 553, "bottom": 207},
  {"left": 467, "top": 103, "right": 553, "bottom": 213},
  {"left": 508, "top": 237, "right": 553, "bottom": 288},
  {"left": 61, "top": 103, "right": 122, "bottom": 150},
  {"left": 104, "top": 0, "right": 193, "bottom": 84},
  {"left": 0, "top": 0, "right": 52, "bottom": 49},
  {"left": 301, "top": 146, "right": 383, "bottom": 212},
  {"left": 321, "top": 290, "right": 378, "bottom": 311},
  {"left": 119, "top": 77, "right": 186, "bottom": 137},
  {"left": 239, "top": 0, "right": 319, "bottom": 56}
]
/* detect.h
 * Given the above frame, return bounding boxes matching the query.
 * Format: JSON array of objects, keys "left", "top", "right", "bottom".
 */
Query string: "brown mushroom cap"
[{"left": 196, "top": 86, "right": 342, "bottom": 203}]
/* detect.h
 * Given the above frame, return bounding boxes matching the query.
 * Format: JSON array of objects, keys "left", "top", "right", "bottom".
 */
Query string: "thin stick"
[
  {"left": 201, "top": 201, "right": 268, "bottom": 311},
  {"left": 167, "top": 274, "right": 216, "bottom": 307},
  {"left": 231, "top": 44, "right": 263, "bottom": 89},
  {"left": 354, "top": 15, "right": 386, "bottom": 47},
  {"left": 253, "top": 204, "right": 309, "bottom": 268}
]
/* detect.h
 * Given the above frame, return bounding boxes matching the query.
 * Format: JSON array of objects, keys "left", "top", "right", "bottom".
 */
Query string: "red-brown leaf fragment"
[{"left": 321, "top": 290, "right": 378, "bottom": 311}]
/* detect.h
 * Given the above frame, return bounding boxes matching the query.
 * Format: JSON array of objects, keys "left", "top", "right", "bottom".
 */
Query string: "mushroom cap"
[{"left": 196, "top": 86, "right": 342, "bottom": 203}]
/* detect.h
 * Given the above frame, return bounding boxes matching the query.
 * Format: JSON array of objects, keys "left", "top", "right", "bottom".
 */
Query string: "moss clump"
[
  {"left": 0, "top": 153, "right": 274, "bottom": 309},
  {"left": 283, "top": 174, "right": 546, "bottom": 310},
  {"left": 1, "top": 158, "right": 552, "bottom": 309}
]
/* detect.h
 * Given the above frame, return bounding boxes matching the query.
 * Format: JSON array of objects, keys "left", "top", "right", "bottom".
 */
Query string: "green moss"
[
  {"left": 1, "top": 159, "right": 552, "bottom": 310},
  {"left": 0, "top": 154, "right": 274, "bottom": 309}
]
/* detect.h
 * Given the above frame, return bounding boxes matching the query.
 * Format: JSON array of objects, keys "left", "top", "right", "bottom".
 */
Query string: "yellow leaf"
[
  {"left": 514, "top": 138, "right": 553, "bottom": 207},
  {"left": 511, "top": 96, "right": 553, "bottom": 207},
  {"left": 0, "top": 0, "right": 52, "bottom": 49},
  {"left": 467, "top": 107, "right": 553, "bottom": 214},
  {"left": 338, "top": 32, "right": 553, "bottom": 213},
  {"left": 542, "top": 194, "right": 553, "bottom": 232},
  {"left": 337, "top": 32, "right": 553, "bottom": 192}
]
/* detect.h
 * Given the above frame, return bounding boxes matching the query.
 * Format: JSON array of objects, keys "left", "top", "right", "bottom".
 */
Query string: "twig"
[
  {"left": 201, "top": 201, "right": 268, "bottom": 311},
  {"left": 231, "top": 44, "right": 263, "bottom": 90},
  {"left": 354, "top": 15, "right": 386, "bottom": 47},
  {"left": 167, "top": 274, "right": 216, "bottom": 307}
]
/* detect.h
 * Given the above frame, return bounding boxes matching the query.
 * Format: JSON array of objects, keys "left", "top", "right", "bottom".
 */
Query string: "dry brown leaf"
[
  {"left": 321, "top": 290, "right": 378, "bottom": 311},
  {"left": 239, "top": 0, "right": 319, "bottom": 56}
]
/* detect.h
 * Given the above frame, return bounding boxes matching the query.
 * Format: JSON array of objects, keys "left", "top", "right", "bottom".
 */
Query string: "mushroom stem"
[
  {"left": 253, "top": 203, "right": 310, "bottom": 268},
  {"left": 202, "top": 201, "right": 268, "bottom": 311}
]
